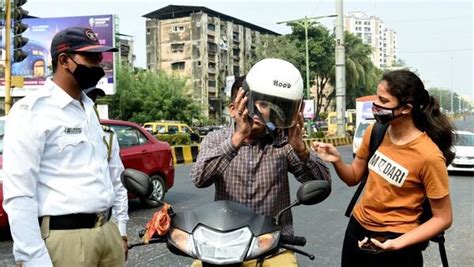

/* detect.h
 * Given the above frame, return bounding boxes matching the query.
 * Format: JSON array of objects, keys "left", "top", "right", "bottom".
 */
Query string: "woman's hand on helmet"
[
  {"left": 288, "top": 111, "right": 306, "bottom": 153},
  {"left": 312, "top": 141, "right": 341, "bottom": 162},
  {"left": 232, "top": 88, "right": 252, "bottom": 146}
]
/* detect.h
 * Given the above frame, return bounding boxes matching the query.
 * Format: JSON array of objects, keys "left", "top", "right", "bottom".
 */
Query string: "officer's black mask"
[{"left": 66, "top": 54, "right": 105, "bottom": 90}]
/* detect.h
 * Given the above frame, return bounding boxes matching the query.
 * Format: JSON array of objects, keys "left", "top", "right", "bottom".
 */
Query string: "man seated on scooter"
[{"left": 191, "top": 58, "right": 332, "bottom": 266}]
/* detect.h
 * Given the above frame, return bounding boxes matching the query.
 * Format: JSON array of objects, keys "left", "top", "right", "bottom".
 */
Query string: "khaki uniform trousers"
[
  {"left": 192, "top": 250, "right": 298, "bottom": 267},
  {"left": 40, "top": 216, "right": 125, "bottom": 267}
]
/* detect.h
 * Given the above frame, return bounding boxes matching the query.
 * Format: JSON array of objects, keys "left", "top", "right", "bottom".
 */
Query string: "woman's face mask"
[
  {"left": 371, "top": 102, "right": 404, "bottom": 124},
  {"left": 67, "top": 55, "right": 105, "bottom": 90}
]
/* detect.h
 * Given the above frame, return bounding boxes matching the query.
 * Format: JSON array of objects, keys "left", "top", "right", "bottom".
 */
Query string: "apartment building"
[
  {"left": 343, "top": 11, "right": 397, "bottom": 68},
  {"left": 117, "top": 34, "right": 135, "bottom": 67},
  {"left": 143, "top": 5, "right": 278, "bottom": 118}
]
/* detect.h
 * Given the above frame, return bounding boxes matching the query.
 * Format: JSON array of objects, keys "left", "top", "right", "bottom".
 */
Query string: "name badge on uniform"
[{"left": 64, "top": 127, "right": 83, "bottom": 134}]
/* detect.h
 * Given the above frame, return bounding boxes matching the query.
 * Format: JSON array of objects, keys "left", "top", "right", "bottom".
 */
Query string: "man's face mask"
[
  {"left": 67, "top": 55, "right": 105, "bottom": 90},
  {"left": 371, "top": 102, "right": 404, "bottom": 124}
]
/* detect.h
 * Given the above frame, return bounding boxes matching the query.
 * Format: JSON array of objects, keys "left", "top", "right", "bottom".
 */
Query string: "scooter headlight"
[
  {"left": 247, "top": 231, "right": 281, "bottom": 258},
  {"left": 192, "top": 225, "right": 253, "bottom": 264},
  {"left": 169, "top": 227, "right": 194, "bottom": 256}
]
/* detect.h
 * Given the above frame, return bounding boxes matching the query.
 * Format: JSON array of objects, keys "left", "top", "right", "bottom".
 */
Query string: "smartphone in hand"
[{"left": 359, "top": 235, "right": 387, "bottom": 254}]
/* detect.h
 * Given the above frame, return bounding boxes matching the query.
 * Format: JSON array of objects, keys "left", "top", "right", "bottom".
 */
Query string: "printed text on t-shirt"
[{"left": 368, "top": 151, "right": 408, "bottom": 187}]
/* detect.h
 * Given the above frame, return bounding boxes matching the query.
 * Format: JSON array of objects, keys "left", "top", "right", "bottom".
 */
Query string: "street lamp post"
[{"left": 277, "top": 14, "right": 337, "bottom": 135}]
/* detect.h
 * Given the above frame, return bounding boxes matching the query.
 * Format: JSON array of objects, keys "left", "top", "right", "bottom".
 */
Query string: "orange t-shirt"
[{"left": 353, "top": 124, "right": 450, "bottom": 233}]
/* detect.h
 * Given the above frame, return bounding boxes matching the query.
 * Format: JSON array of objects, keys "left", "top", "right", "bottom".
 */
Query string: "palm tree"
[{"left": 343, "top": 32, "right": 382, "bottom": 108}]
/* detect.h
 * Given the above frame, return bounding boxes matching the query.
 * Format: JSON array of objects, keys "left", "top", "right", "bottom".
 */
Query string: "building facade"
[
  {"left": 143, "top": 5, "right": 278, "bottom": 119},
  {"left": 117, "top": 34, "right": 135, "bottom": 67},
  {"left": 343, "top": 11, "right": 397, "bottom": 68}
]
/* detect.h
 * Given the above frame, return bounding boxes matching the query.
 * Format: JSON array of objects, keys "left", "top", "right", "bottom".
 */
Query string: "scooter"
[{"left": 122, "top": 168, "right": 331, "bottom": 266}]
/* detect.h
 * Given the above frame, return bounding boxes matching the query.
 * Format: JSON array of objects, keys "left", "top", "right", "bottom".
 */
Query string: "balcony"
[{"left": 208, "top": 42, "right": 218, "bottom": 54}]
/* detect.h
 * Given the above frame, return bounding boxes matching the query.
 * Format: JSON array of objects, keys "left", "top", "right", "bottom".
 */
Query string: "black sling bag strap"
[
  {"left": 421, "top": 198, "right": 449, "bottom": 266},
  {"left": 344, "top": 122, "right": 388, "bottom": 218},
  {"left": 344, "top": 122, "right": 449, "bottom": 267}
]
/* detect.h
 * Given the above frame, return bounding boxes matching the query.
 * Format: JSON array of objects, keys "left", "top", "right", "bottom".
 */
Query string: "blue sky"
[{"left": 26, "top": 0, "right": 473, "bottom": 98}]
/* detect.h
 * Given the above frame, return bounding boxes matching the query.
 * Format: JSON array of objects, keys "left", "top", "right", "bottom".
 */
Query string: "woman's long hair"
[{"left": 382, "top": 70, "right": 455, "bottom": 165}]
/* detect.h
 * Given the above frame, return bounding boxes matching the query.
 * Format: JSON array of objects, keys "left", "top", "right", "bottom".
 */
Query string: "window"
[
  {"left": 355, "top": 27, "right": 361, "bottom": 31},
  {"left": 168, "top": 126, "right": 179, "bottom": 134},
  {"left": 364, "top": 21, "right": 370, "bottom": 25},
  {"left": 157, "top": 125, "right": 167, "bottom": 134},
  {"left": 183, "top": 126, "right": 193, "bottom": 134},
  {"left": 111, "top": 126, "right": 148, "bottom": 148},
  {"left": 144, "top": 125, "right": 153, "bottom": 133},
  {"left": 208, "top": 80, "right": 216, "bottom": 87},
  {"left": 364, "top": 27, "right": 371, "bottom": 31},
  {"left": 208, "top": 42, "right": 218, "bottom": 53},
  {"left": 232, "top": 32, "right": 239, "bottom": 41},
  {"left": 172, "top": 25, "right": 185, "bottom": 32},
  {"left": 171, "top": 43, "right": 184, "bottom": 53},
  {"left": 207, "top": 23, "right": 216, "bottom": 31},
  {"left": 146, "top": 28, "right": 151, "bottom": 34},
  {"left": 455, "top": 133, "right": 474, "bottom": 146},
  {"left": 171, "top": 61, "right": 185, "bottom": 70}
]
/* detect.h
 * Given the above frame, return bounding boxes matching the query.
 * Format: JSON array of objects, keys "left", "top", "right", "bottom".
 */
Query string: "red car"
[{"left": 101, "top": 119, "right": 175, "bottom": 207}]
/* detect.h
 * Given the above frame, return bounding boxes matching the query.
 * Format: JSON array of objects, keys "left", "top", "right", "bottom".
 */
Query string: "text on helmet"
[{"left": 273, "top": 80, "right": 291, "bottom": 88}]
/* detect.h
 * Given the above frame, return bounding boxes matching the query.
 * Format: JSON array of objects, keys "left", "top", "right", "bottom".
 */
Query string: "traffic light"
[{"left": 12, "top": 0, "right": 28, "bottom": 63}]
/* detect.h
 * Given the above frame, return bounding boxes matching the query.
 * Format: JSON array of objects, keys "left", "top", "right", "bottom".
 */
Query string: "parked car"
[
  {"left": 101, "top": 119, "right": 175, "bottom": 207},
  {"left": 448, "top": 130, "right": 474, "bottom": 172},
  {"left": 352, "top": 119, "right": 376, "bottom": 158},
  {"left": 314, "top": 120, "right": 328, "bottom": 133},
  {"left": 0, "top": 116, "right": 7, "bottom": 229},
  {"left": 197, "top": 125, "right": 224, "bottom": 136},
  {"left": 143, "top": 120, "right": 199, "bottom": 142}
]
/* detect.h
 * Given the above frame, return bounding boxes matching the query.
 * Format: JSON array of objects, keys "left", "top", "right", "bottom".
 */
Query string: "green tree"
[
  {"left": 253, "top": 34, "right": 303, "bottom": 69},
  {"left": 255, "top": 23, "right": 334, "bottom": 119},
  {"left": 286, "top": 23, "right": 335, "bottom": 117},
  {"left": 100, "top": 66, "right": 202, "bottom": 125},
  {"left": 342, "top": 32, "right": 382, "bottom": 109},
  {"left": 254, "top": 27, "right": 381, "bottom": 116}
]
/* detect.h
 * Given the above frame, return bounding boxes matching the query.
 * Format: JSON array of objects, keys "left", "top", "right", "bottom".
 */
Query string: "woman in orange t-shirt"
[{"left": 314, "top": 70, "right": 454, "bottom": 267}]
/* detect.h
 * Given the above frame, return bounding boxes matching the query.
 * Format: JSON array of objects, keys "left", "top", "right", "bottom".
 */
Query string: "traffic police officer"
[{"left": 3, "top": 27, "right": 129, "bottom": 266}]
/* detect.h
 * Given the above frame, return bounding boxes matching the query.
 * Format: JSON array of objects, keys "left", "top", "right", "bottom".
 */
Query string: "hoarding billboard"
[
  {"left": 0, "top": 15, "right": 116, "bottom": 97},
  {"left": 303, "top": 99, "right": 315, "bottom": 119}
]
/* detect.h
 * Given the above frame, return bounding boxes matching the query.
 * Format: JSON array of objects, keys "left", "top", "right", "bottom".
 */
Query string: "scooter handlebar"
[{"left": 281, "top": 235, "right": 307, "bottom": 246}]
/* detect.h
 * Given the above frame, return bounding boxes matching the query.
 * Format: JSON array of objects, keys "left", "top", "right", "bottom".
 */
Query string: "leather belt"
[{"left": 39, "top": 208, "right": 112, "bottom": 230}]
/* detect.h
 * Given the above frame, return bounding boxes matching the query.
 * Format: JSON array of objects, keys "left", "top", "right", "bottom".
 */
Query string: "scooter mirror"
[
  {"left": 121, "top": 168, "right": 154, "bottom": 197},
  {"left": 296, "top": 180, "right": 331, "bottom": 205}
]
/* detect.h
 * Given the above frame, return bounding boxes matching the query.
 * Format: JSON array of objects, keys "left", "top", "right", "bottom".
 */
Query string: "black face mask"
[
  {"left": 68, "top": 56, "right": 105, "bottom": 90},
  {"left": 372, "top": 102, "right": 404, "bottom": 124}
]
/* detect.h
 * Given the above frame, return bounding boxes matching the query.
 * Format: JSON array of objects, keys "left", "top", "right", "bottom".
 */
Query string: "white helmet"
[{"left": 244, "top": 58, "right": 304, "bottom": 129}]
